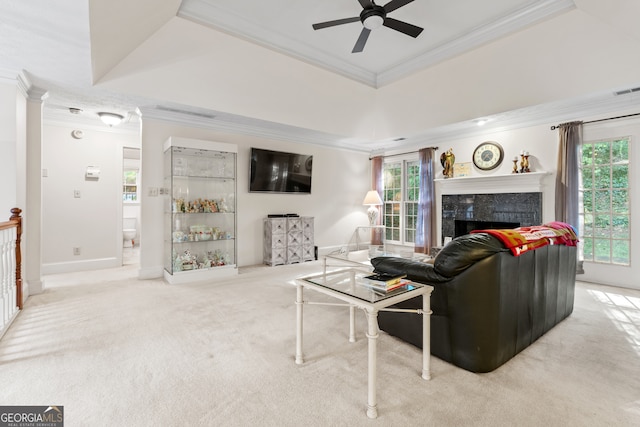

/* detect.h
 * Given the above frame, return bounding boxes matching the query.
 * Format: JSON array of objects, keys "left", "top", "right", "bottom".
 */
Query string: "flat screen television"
[{"left": 249, "top": 148, "right": 312, "bottom": 194}]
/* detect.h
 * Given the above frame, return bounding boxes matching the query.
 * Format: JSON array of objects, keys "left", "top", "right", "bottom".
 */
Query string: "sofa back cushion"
[{"left": 434, "top": 233, "right": 508, "bottom": 278}]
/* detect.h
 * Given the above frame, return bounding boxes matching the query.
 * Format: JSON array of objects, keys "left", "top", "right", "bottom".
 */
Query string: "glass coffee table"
[
  {"left": 294, "top": 268, "right": 433, "bottom": 419},
  {"left": 323, "top": 249, "right": 402, "bottom": 274}
]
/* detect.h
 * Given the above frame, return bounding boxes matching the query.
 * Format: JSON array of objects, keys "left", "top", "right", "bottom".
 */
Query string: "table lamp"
[{"left": 363, "top": 190, "right": 383, "bottom": 225}]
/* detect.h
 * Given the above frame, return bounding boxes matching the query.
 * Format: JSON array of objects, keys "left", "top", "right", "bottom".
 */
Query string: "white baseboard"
[{"left": 42, "top": 258, "right": 120, "bottom": 275}]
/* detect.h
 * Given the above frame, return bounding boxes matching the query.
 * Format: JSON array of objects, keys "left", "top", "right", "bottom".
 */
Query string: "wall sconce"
[
  {"left": 97, "top": 112, "right": 124, "bottom": 126},
  {"left": 363, "top": 190, "right": 383, "bottom": 225}
]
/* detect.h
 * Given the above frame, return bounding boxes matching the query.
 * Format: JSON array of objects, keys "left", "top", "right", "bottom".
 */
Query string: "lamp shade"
[{"left": 363, "top": 190, "right": 383, "bottom": 206}]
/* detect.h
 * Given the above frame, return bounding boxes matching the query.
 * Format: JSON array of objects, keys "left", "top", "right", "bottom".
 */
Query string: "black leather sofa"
[{"left": 371, "top": 232, "right": 577, "bottom": 373}]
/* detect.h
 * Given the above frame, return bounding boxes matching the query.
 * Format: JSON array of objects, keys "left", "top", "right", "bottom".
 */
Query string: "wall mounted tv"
[{"left": 249, "top": 148, "right": 313, "bottom": 194}]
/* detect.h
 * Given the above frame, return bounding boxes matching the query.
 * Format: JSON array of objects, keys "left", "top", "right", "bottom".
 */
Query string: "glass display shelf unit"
[{"left": 163, "top": 137, "right": 238, "bottom": 284}]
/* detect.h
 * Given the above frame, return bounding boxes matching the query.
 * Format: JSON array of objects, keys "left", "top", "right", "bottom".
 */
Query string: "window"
[
  {"left": 383, "top": 159, "right": 420, "bottom": 245},
  {"left": 580, "top": 137, "right": 630, "bottom": 265},
  {"left": 123, "top": 170, "right": 139, "bottom": 202}
]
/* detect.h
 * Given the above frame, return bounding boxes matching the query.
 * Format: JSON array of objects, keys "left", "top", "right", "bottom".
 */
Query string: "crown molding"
[
  {"left": 17, "top": 71, "right": 48, "bottom": 101},
  {"left": 373, "top": 88, "right": 640, "bottom": 154},
  {"left": 377, "top": 0, "right": 576, "bottom": 86},
  {"left": 0, "top": 67, "right": 18, "bottom": 84},
  {"left": 178, "top": 0, "right": 575, "bottom": 88},
  {"left": 137, "top": 104, "right": 371, "bottom": 152},
  {"left": 177, "top": 0, "right": 377, "bottom": 87}
]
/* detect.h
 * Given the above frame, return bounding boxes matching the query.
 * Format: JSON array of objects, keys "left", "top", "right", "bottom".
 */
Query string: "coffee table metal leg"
[
  {"left": 349, "top": 305, "right": 357, "bottom": 342},
  {"left": 365, "top": 309, "right": 379, "bottom": 419},
  {"left": 422, "top": 292, "right": 431, "bottom": 380},
  {"left": 349, "top": 271, "right": 356, "bottom": 342},
  {"left": 295, "top": 284, "right": 304, "bottom": 365}
]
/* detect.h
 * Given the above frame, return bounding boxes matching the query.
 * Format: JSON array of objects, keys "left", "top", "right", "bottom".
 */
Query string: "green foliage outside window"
[
  {"left": 580, "top": 138, "right": 630, "bottom": 265},
  {"left": 383, "top": 160, "right": 421, "bottom": 245},
  {"left": 123, "top": 170, "right": 138, "bottom": 202}
]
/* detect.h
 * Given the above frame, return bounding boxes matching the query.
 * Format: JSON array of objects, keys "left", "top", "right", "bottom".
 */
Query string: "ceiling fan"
[{"left": 312, "top": 0, "right": 423, "bottom": 53}]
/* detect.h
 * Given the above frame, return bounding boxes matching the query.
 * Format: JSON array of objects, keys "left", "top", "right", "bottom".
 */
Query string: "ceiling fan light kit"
[
  {"left": 362, "top": 5, "right": 386, "bottom": 30},
  {"left": 312, "top": 0, "right": 423, "bottom": 53}
]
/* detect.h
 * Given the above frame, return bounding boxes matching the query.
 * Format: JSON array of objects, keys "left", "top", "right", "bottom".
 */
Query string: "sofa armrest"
[{"left": 370, "top": 256, "right": 451, "bottom": 284}]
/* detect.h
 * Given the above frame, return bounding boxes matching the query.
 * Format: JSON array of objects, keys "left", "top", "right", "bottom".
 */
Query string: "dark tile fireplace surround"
[{"left": 442, "top": 193, "right": 542, "bottom": 244}]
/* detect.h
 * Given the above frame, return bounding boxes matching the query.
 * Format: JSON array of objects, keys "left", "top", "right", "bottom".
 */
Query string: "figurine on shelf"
[
  {"left": 440, "top": 148, "right": 455, "bottom": 179},
  {"left": 218, "top": 198, "right": 228, "bottom": 213},
  {"left": 520, "top": 151, "right": 531, "bottom": 173},
  {"left": 512, "top": 156, "right": 519, "bottom": 174}
]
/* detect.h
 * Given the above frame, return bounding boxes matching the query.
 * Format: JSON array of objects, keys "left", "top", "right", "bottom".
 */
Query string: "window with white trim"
[
  {"left": 383, "top": 159, "right": 420, "bottom": 245},
  {"left": 123, "top": 169, "right": 139, "bottom": 202},
  {"left": 580, "top": 136, "right": 630, "bottom": 265}
]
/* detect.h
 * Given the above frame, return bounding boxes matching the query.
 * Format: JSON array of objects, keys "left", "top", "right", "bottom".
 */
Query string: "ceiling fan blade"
[
  {"left": 352, "top": 28, "right": 371, "bottom": 53},
  {"left": 312, "top": 17, "right": 361, "bottom": 30},
  {"left": 358, "top": 0, "right": 373, "bottom": 8},
  {"left": 383, "top": 0, "right": 415, "bottom": 14},
  {"left": 383, "top": 17, "right": 423, "bottom": 38}
]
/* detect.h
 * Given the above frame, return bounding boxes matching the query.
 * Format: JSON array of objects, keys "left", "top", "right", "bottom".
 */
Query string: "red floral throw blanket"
[{"left": 471, "top": 221, "right": 578, "bottom": 256}]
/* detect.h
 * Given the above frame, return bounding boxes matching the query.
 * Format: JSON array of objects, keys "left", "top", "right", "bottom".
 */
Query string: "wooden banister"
[
  {"left": 11, "top": 208, "right": 22, "bottom": 310},
  {"left": 0, "top": 208, "right": 22, "bottom": 309}
]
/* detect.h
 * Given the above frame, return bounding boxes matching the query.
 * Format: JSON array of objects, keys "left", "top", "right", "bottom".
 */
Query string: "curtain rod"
[
  {"left": 369, "top": 146, "right": 439, "bottom": 160},
  {"left": 550, "top": 112, "right": 640, "bottom": 130}
]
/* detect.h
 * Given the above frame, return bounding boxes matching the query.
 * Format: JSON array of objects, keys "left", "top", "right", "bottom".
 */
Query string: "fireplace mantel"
[{"left": 435, "top": 171, "right": 550, "bottom": 195}]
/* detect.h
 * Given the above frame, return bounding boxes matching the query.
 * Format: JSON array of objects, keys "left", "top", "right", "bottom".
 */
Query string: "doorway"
[{"left": 123, "top": 147, "right": 140, "bottom": 266}]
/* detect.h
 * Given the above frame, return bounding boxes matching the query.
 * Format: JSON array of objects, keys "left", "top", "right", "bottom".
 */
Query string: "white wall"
[
  {"left": 431, "top": 123, "right": 558, "bottom": 242},
  {"left": 137, "top": 117, "right": 372, "bottom": 278},
  {"left": 98, "top": 10, "right": 640, "bottom": 141},
  {"left": 422, "top": 111, "right": 640, "bottom": 291},
  {"left": 0, "top": 81, "right": 17, "bottom": 217},
  {"left": 41, "top": 124, "right": 139, "bottom": 274}
]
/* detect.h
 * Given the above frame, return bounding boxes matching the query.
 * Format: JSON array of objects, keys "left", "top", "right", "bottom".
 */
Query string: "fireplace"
[
  {"left": 454, "top": 219, "right": 520, "bottom": 237},
  {"left": 442, "top": 192, "right": 542, "bottom": 243}
]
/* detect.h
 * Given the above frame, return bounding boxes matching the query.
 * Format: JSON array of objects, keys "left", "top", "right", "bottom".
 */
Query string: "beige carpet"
[{"left": 1, "top": 260, "right": 639, "bottom": 426}]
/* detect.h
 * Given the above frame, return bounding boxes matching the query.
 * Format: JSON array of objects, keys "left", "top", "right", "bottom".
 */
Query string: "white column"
[{"left": 18, "top": 73, "right": 47, "bottom": 295}]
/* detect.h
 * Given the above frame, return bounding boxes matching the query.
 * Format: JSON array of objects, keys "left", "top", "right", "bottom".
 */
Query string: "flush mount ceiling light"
[
  {"left": 97, "top": 112, "right": 124, "bottom": 126},
  {"left": 473, "top": 118, "right": 491, "bottom": 126}
]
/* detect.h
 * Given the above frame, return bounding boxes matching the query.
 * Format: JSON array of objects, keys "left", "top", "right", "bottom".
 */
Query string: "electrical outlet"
[
  {"left": 148, "top": 187, "right": 158, "bottom": 197},
  {"left": 73, "top": 247, "right": 80, "bottom": 255},
  {"left": 74, "top": 190, "right": 81, "bottom": 198}
]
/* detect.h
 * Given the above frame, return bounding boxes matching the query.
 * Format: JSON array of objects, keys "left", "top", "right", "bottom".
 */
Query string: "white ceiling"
[
  {"left": 2, "top": 0, "right": 640, "bottom": 152},
  {"left": 178, "top": 0, "right": 573, "bottom": 87}
]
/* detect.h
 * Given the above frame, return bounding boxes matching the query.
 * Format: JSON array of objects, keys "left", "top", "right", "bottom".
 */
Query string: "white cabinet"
[
  {"left": 163, "top": 137, "right": 237, "bottom": 284},
  {"left": 264, "top": 216, "right": 314, "bottom": 266}
]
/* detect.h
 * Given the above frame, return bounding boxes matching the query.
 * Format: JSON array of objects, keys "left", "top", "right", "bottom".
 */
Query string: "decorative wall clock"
[{"left": 472, "top": 141, "right": 504, "bottom": 171}]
